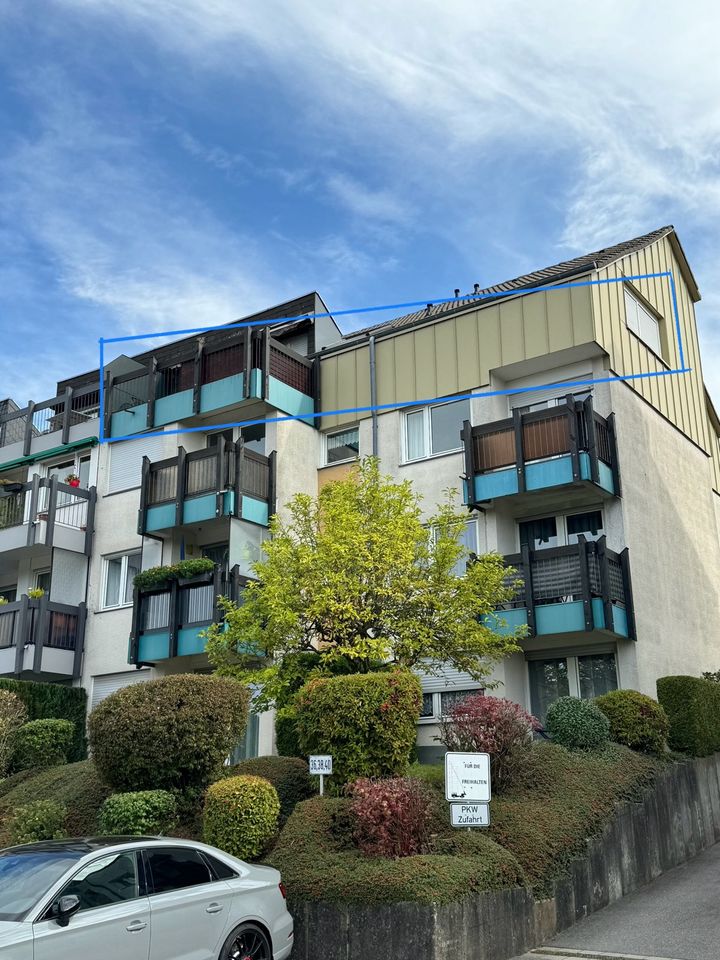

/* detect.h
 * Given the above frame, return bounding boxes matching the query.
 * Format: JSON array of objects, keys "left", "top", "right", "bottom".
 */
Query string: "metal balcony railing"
[
  {"left": 0, "top": 476, "right": 96, "bottom": 553},
  {"left": 0, "top": 385, "right": 100, "bottom": 452},
  {"left": 0, "top": 596, "right": 86, "bottom": 677}
]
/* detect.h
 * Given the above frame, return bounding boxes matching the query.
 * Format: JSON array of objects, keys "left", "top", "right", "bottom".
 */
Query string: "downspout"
[{"left": 369, "top": 335, "right": 378, "bottom": 457}]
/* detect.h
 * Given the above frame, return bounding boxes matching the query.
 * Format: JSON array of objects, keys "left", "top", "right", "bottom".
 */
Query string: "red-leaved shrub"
[
  {"left": 348, "top": 777, "right": 434, "bottom": 858},
  {"left": 439, "top": 694, "right": 540, "bottom": 791}
]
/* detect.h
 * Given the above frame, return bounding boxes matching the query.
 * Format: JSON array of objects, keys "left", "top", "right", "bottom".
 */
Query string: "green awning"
[{"left": 0, "top": 436, "right": 99, "bottom": 473}]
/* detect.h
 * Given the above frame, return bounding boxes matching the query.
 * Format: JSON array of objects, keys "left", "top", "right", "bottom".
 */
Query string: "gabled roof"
[{"left": 344, "top": 225, "right": 693, "bottom": 341}]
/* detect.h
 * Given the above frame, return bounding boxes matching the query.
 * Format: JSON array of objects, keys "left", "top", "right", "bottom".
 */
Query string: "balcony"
[
  {"left": 128, "top": 564, "right": 248, "bottom": 664},
  {"left": 462, "top": 396, "right": 620, "bottom": 506},
  {"left": 0, "top": 386, "right": 99, "bottom": 461},
  {"left": 139, "top": 440, "right": 275, "bottom": 534},
  {"left": 0, "top": 477, "right": 96, "bottom": 555},
  {"left": 486, "top": 537, "right": 634, "bottom": 639},
  {"left": 106, "top": 327, "right": 316, "bottom": 439},
  {"left": 0, "top": 596, "right": 86, "bottom": 679}
]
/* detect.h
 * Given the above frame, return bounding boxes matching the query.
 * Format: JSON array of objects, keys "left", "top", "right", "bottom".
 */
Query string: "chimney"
[
  {"left": 473, "top": 283, "right": 481, "bottom": 295},
  {"left": 454, "top": 288, "right": 460, "bottom": 298}
]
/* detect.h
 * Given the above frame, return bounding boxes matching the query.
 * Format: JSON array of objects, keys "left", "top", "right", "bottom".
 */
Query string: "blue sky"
[{"left": 1, "top": 1, "right": 719, "bottom": 401}]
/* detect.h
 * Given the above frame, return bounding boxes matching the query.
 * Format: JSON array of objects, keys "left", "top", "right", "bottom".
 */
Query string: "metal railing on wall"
[
  {"left": 0, "top": 384, "right": 100, "bottom": 453},
  {"left": 0, "top": 476, "right": 95, "bottom": 553},
  {"left": 0, "top": 596, "right": 86, "bottom": 677}
]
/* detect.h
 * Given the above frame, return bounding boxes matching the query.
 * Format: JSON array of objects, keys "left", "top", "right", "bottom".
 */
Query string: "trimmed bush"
[
  {"left": 6, "top": 800, "right": 67, "bottom": 845},
  {"left": 657, "top": 675, "right": 720, "bottom": 756},
  {"left": 545, "top": 696, "right": 610, "bottom": 751},
  {"left": 0, "top": 761, "right": 111, "bottom": 842},
  {"left": 0, "top": 678, "right": 87, "bottom": 762},
  {"left": 595, "top": 689, "right": 669, "bottom": 754},
  {"left": 88, "top": 674, "right": 249, "bottom": 792},
  {"left": 294, "top": 671, "right": 421, "bottom": 789},
  {"left": 349, "top": 777, "right": 434, "bottom": 858},
  {"left": 98, "top": 790, "right": 178, "bottom": 836},
  {"left": 13, "top": 719, "right": 75, "bottom": 771},
  {"left": 224, "top": 756, "right": 314, "bottom": 825},
  {"left": 439, "top": 694, "right": 539, "bottom": 792},
  {"left": 268, "top": 796, "right": 525, "bottom": 904},
  {"left": 203, "top": 775, "right": 280, "bottom": 860},
  {"left": 0, "top": 691, "right": 27, "bottom": 778},
  {"left": 275, "top": 706, "right": 303, "bottom": 758}
]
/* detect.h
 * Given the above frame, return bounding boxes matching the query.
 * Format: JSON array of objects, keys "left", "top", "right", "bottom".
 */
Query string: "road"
[{"left": 515, "top": 842, "right": 720, "bottom": 960}]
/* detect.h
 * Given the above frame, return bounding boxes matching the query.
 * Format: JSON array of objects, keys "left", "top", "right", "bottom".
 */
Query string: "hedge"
[
  {"left": 99, "top": 790, "right": 178, "bottom": 836},
  {"left": 0, "top": 761, "right": 111, "bottom": 843},
  {"left": 204, "top": 775, "right": 280, "bottom": 860},
  {"left": 545, "top": 696, "right": 610, "bottom": 751},
  {"left": 595, "top": 689, "right": 669, "bottom": 754},
  {"left": 0, "top": 679, "right": 86, "bottom": 762},
  {"left": 13, "top": 719, "right": 75, "bottom": 771},
  {"left": 294, "top": 671, "right": 421, "bottom": 789},
  {"left": 224, "top": 756, "right": 314, "bottom": 825},
  {"left": 656, "top": 676, "right": 720, "bottom": 756},
  {"left": 88, "top": 674, "right": 249, "bottom": 792},
  {"left": 268, "top": 796, "right": 525, "bottom": 904},
  {"left": 7, "top": 800, "right": 67, "bottom": 845}
]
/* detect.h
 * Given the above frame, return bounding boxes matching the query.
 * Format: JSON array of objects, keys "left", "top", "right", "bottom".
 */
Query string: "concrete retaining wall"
[{"left": 288, "top": 754, "right": 720, "bottom": 960}]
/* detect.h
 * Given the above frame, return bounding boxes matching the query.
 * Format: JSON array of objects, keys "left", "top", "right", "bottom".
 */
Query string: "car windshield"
[{"left": 0, "top": 851, "right": 83, "bottom": 921}]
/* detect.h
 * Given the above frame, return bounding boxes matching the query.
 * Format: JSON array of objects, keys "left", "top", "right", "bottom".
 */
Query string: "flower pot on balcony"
[{"left": 177, "top": 571, "right": 214, "bottom": 587}]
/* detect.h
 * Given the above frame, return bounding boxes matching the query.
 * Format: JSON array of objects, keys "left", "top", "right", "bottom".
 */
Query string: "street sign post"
[
  {"left": 445, "top": 752, "right": 491, "bottom": 803},
  {"left": 309, "top": 755, "right": 333, "bottom": 796},
  {"left": 450, "top": 802, "right": 490, "bottom": 828}
]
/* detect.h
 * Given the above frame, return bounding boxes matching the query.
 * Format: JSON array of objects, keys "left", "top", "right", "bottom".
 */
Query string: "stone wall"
[{"left": 288, "top": 754, "right": 720, "bottom": 960}]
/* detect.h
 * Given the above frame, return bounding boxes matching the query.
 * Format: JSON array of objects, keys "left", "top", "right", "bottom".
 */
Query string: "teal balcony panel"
[
  {"left": 200, "top": 373, "right": 244, "bottom": 414},
  {"left": 155, "top": 389, "right": 194, "bottom": 426},
  {"left": 182, "top": 491, "right": 235, "bottom": 525},
  {"left": 111, "top": 403, "right": 147, "bottom": 438},
  {"left": 241, "top": 495, "right": 269, "bottom": 526},
  {"left": 267, "top": 376, "right": 314, "bottom": 420},
  {"left": 146, "top": 502, "right": 176, "bottom": 532},
  {"left": 137, "top": 631, "right": 171, "bottom": 662}
]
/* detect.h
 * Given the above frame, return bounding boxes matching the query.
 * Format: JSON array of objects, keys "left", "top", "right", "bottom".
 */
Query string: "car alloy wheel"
[{"left": 223, "top": 923, "right": 272, "bottom": 960}]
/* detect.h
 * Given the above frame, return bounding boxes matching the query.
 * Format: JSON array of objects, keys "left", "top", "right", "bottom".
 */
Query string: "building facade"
[{"left": 1, "top": 227, "right": 719, "bottom": 761}]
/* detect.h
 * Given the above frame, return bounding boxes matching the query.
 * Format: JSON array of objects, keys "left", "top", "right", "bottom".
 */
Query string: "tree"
[{"left": 206, "top": 458, "right": 523, "bottom": 706}]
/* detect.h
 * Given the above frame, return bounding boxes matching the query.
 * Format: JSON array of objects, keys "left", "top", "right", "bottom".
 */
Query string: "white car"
[{"left": 0, "top": 836, "right": 294, "bottom": 959}]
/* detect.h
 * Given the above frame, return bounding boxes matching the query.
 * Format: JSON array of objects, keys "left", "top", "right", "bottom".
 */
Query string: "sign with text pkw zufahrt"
[
  {"left": 450, "top": 802, "right": 490, "bottom": 828},
  {"left": 445, "top": 752, "right": 491, "bottom": 803}
]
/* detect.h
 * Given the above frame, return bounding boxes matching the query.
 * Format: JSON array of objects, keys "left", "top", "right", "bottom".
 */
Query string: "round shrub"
[
  {"left": 294, "top": 670, "right": 421, "bottom": 789},
  {"left": 7, "top": 799, "right": 67, "bottom": 845},
  {"left": 348, "top": 777, "right": 434, "bottom": 858},
  {"left": 224, "top": 756, "right": 314, "bottom": 825},
  {"left": 595, "top": 689, "right": 669, "bottom": 754},
  {"left": 439, "top": 694, "right": 539, "bottom": 792},
  {"left": 88, "top": 675, "right": 249, "bottom": 792},
  {"left": 98, "top": 790, "right": 178, "bottom": 836},
  {"left": 545, "top": 696, "right": 610, "bottom": 750},
  {"left": 203, "top": 775, "right": 280, "bottom": 860},
  {"left": 0, "top": 691, "right": 27, "bottom": 778},
  {"left": 13, "top": 719, "right": 75, "bottom": 771}
]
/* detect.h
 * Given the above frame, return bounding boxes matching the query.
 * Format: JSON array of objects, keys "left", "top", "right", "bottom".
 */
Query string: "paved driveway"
[{"left": 515, "top": 842, "right": 720, "bottom": 960}]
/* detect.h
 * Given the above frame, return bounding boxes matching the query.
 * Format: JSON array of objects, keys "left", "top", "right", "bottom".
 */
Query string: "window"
[
  {"left": 432, "top": 518, "right": 478, "bottom": 577},
  {"left": 240, "top": 423, "right": 266, "bottom": 453},
  {"left": 529, "top": 652, "right": 618, "bottom": 723},
  {"left": 403, "top": 398, "right": 470, "bottom": 462},
  {"left": 323, "top": 426, "right": 359, "bottom": 465},
  {"left": 514, "top": 390, "right": 591, "bottom": 415},
  {"left": 57, "top": 852, "right": 139, "bottom": 913},
  {"left": 202, "top": 853, "right": 238, "bottom": 881},
  {"left": 146, "top": 847, "right": 212, "bottom": 894},
  {"left": 206, "top": 428, "right": 234, "bottom": 448},
  {"left": 420, "top": 689, "right": 482, "bottom": 721},
  {"left": 518, "top": 510, "right": 604, "bottom": 551},
  {"left": 566, "top": 511, "right": 604, "bottom": 544},
  {"left": 102, "top": 551, "right": 142, "bottom": 609},
  {"left": 34, "top": 570, "right": 51, "bottom": 594},
  {"left": 519, "top": 516, "right": 558, "bottom": 551},
  {"left": 624, "top": 288, "right": 662, "bottom": 356},
  {"left": 0, "top": 586, "right": 16, "bottom": 603}
]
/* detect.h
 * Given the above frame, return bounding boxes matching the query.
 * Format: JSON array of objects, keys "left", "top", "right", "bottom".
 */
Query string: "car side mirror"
[{"left": 55, "top": 895, "right": 80, "bottom": 927}]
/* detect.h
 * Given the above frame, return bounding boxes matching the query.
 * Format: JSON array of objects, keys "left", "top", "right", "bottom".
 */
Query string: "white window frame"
[
  {"left": 419, "top": 688, "right": 484, "bottom": 723},
  {"left": 623, "top": 286, "right": 663, "bottom": 358},
  {"left": 402, "top": 397, "right": 470, "bottom": 464},
  {"left": 516, "top": 508, "right": 605, "bottom": 552},
  {"left": 100, "top": 550, "right": 142, "bottom": 611},
  {"left": 431, "top": 517, "right": 479, "bottom": 577},
  {"left": 322, "top": 425, "right": 360, "bottom": 467}
]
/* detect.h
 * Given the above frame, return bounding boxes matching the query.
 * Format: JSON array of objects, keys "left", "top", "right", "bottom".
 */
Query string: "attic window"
[{"left": 624, "top": 287, "right": 662, "bottom": 357}]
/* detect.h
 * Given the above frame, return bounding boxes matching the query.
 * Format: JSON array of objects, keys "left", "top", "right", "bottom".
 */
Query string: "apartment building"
[{"left": 1, "top": 226, "right": 719, "bottom": 761}]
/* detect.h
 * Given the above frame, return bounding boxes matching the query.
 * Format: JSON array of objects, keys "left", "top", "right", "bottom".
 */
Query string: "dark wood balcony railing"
[
  {"left": 0, "top": 384, "right": 100, "bottom": 453},
  {"left": 462, "top": 395, "right": 620, "bottom": 503},
  {"left": 106, "top": 325, "right": 317, "bottom": 434},
  {"left": 0, "top": 477, "right": 96, "bottom": 553},
  {"left": 128, "top": 564, "right": 250, "bottom": 665},
  {"left": 138, "top": 439, "right": 275, "bottom": 533},
  {"left": 497, "top": 536, "right": 635, "bottom": 639},
  {"left": 0, "top": 596, "right": 86, "bottom": 677}
]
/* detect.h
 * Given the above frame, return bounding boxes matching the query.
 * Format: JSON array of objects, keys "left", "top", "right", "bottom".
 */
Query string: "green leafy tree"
[{"left": 206, "top": 458, "right": 522, "bottom": 706}]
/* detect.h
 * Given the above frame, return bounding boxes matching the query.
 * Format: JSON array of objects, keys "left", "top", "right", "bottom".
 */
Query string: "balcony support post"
[
  {"left": 61, "top": 387, "right": 73, "bottom": 445},
  {"left": 72, "top": 601, "right": 87, "bottom": 679},
  {"left": 262, "top": 327, "right": 270, "bottom": 401},
  {"left": 26, "top": 474, "right": 41, "bottom": 547},
  {"left": 147, "top": 359, "right": 158, "bottom": 430},
  {"left": 175, "top": 447, "right": 187, "bottom": 527},
  {"left": 138, "top": 457, "right": 150, "bottom": 536},
  {"left": 84, "top": 486, "right": 97, "bottom": 556},
  {"left": 461, "top": 419, "right": 476, "bottom": 505},
  {"left": 129, "top": 587, "right": 140, "bottom": 665},
  {"left": 267, "top": 450, "right": 277, "bottom": 519},
  {"left": 577, "top": 537, "right": 594, "bottom": 631},
  {"left": 596, "top": 536, "right": 614, "bottom": 633},
  {"left": 103, "top": 371, "right": 114, "bottom": 439},
  {"left": 234, "top": 439, "right": 244, "bottom": 519},
  {"left": 13, "top": 596, "right": 29, "bottom": 675},
  {"left": 620, "top": 547, "right": 636, "bottom": 640},
  {"left": 566, "top": 395, "right": 581, "bottom": 481},
  {"left": 45, "top": 477, "right": 58, "bottom": 548},
  {"left": 32, "top": 595, "right": 49, "bottom": 674},
  {"left": 607, "top": 413, "right": 622, "bottom": 497},
  {"left": 212, "top": 563, "right": 222, "bottom": 624},
  {"left": 23, "top": 401, "right": 35, "bottom": 457},
  {"left": 193, "top": 338, "right": 205, "bottom": 415},
  {"left": 513, "top": 409, "right": 526, "bottom": 493},
  {"left": 584, "top": 396, "right": 600, "bottom": 484},
  {"left": 520, "top": 542, "right": 535, "bottom": 636},
  {"left": 168, "top": 579, "right": 179, "bottom": 659},
  {"left": 215, "top": 434, "right": 226, "bottom": 518},
  {"left": 243, "top": 327, "right": 252, "bottom": 399}
]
